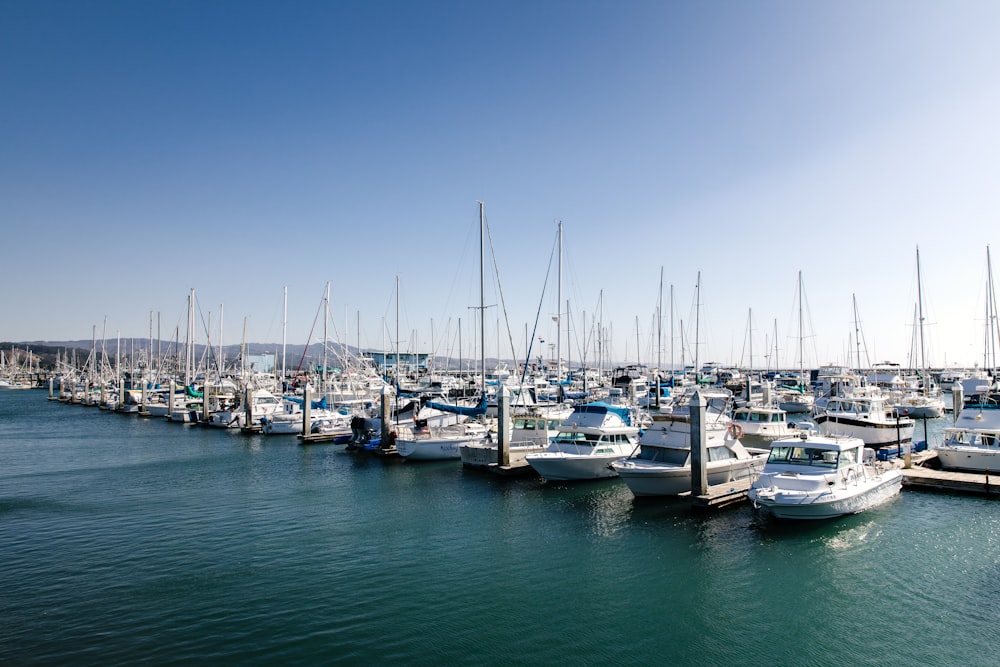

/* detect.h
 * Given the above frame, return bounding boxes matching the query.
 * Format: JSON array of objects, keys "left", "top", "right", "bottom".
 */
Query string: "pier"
[{"left": 900, "top": 451, "right": 1000, "bottom": 496}]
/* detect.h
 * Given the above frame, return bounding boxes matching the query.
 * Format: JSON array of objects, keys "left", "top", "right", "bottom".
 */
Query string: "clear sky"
[{"left": 3, "top": 0, "right": 1000, "bottom": 370}]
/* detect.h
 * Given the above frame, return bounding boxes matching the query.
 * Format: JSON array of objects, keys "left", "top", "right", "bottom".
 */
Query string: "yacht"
[
  {"left": 730, "top": 404, "right": 806, "bottom": 446},
  {"left": 748, "top": 432, "right": 902, "bottom": 520},
  {"left": 460, "top": 404, "right": 572, "bottom": 470},
  {"left": 936, "top": 392, "right": 1000, "bottom": 472},
  {"left": 813, "top": 390, "right": 914, "bottom": 447},
  {"left": 611, "top": 412, "right": 767, "bottom": 497},
  {"left": 524, "top": 402, "right": 639, "bottom": 481}
]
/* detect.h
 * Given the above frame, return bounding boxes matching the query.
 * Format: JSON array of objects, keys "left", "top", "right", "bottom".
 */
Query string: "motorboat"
[
  {"left": 460, "top": 404, "right": 572, "bottom": 470},
  {"left": 524, "top": 402, "right": 639, "bottom": 481},
  {"left": 812, "top": 390, "right": 914, "bottom": 447},
  {"left": 749, "top": 432, "right": 902, "bottom": 520},
  {"left": 730, "top": 404, "right": 806, "bottom": 446},
  {"left": 611, "top": 413, "right": 768, "bottom": 497},
  {"left": 936, "top": 391, "right": 1000, "bottom": 472}
]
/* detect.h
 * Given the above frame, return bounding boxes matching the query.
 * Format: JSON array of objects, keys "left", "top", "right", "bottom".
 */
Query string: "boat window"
[
  {"left": 770, "top": 446, "right": 838, "bottom": 467},
  {"left": 838, "top": 449, "right": 858, "bottom": 467},
  {"left": 637, "top": 446, "right": 689, "bottom": 465},
  {"left": 767, "top": 446, "right": 792, "bottom": 463},
  {"left": 708, "top": 446, "right": 736, "bottom": 462}
]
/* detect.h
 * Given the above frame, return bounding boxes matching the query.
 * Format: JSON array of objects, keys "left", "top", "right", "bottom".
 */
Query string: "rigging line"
[
  {"left": 519, "top": 229, "right": 559, "bottom": 388},
  {"left": 483, "top": 211, "right": 528, "bottom": 397},
  {"left": 294, "top": 287, "right": 326, "bottom": 377}
]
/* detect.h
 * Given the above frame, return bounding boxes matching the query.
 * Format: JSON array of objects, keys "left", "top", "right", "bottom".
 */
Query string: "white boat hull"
[
  {"left": 936, "top": 446, "right": 1000, "bottom": 473},
  {"left": 613, "top": 456, "right": 767, "bottom": 497},
  {"left": 460, "top": 443, "right": 546, "bottom": 469},
  {"left": 750, "top": 471, "right": 902, "bottom": 520},
  {"left": 396, "top": 436, "right": 478, "bottom": 461},
  {"left": 523, "top": 453, "right": 624, "bottom": 480},
  {"left": 814, "top": 415, "right": 914, "bottom": 446}
]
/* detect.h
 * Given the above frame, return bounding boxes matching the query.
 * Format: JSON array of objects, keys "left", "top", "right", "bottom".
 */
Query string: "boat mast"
[
  {"left": 281, "top": 286, "right": 287, "bottom": 389},
  {"left": 987, "top": 246, "right": 998, "bottom": 374},
  {"left": 797, "top": 271, "right": 805, "bottom": 387},
  {"left": 694, "top": 271, "right": 701, "bottom": 384},
  {"left": 556, "top": 220, "right": 562, "bottom": 382},
  {"left": 656, "top": 267, "right": 663, "bottom": 405},
  {"left": 323, "top": 281, "right": 330, "bottom": 389},
  {"left": 479, "top": 202, "right": 486, "bottom": 397},
  {"left": 186, "top": 288, "right": 194, "bottom": 387},
  {"left": 670, "top": 284, "right": 675, "bottom": 386}
]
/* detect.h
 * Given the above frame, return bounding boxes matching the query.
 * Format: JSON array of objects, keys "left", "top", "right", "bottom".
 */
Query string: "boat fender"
[{"left": 727, "top": 423, "right": 744, "bottom": 439}]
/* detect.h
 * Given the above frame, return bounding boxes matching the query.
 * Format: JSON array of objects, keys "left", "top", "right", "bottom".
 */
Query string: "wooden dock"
[
  {"left": 298, "top": 431, "right": 350, "bottom": 445},
  {"left": 681, "top": 477, "right": 754, "bottom": 509},
  {"left": 901, "top": 453, "right": 1000, "bottom": 496}
]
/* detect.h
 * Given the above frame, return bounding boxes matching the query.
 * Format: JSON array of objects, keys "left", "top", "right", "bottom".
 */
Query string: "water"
[{"left": 1, "top": 391, "right": 997, "bottom": 666}]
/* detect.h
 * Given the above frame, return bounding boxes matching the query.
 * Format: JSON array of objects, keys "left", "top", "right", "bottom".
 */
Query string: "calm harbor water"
[{"left": 1, "top": 390, "right": 997, "bottom": 666}]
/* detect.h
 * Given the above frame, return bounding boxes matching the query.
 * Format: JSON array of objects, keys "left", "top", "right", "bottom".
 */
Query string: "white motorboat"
[
  {"left": 730, "top": 404, "right": 806, "bottom": 445},
  {"left": 395, "top": 421, "right": 488, "bottom": 461},
  {"left": 611, "top": 415, "right": 767, "bottom": 497},
  {"left": 749, "top": 432, "right": 902, "bottom": 520},
  {"left": 524, "top": 402, "right": 639, "bottom": 481},
  {"left": 892, "top": 391, "right": 946, "bottom": 419},
  {"left": 936, "top": 393, "right": 1000, "bottom": 472},
  {"left": 813, "top": 390, "right": 914, "bottom": 447},
  {"left": 460, "top": 404, "right": 572, "bottom": 470}
]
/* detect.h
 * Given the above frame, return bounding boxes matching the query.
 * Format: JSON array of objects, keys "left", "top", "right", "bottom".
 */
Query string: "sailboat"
[
  {"left": 396, "top": 203, "right": 490, "bottom": 461},
  {"left": 893, "top": 247, "right": 945, "bottom": 419},
  {"left": 937, "top": 246, "right": 1000, "bottom": 472},
  {"left": 776, "top": 271, "right": 815, "bottom": 414}
]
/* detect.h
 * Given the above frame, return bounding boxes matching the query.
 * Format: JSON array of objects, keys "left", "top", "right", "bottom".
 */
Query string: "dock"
[
  {"left": 681, "top": 477, "right": 754, "bottom": 509},
  {"left": 900, "top": 452, "right": 1000, "bottom": 496},
  {"left": 298, "top": 431, "right": 349, "bottom": 445}
]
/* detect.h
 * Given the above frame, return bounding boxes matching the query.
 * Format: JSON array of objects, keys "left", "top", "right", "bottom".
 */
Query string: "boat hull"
[
  {"left": 936, "top": 446, "right": 1000, "bottom": 473},
  {"left": 396, "top": 436, "right": 477, "bottom": 461},
  {"left": 460, "top": 443, "right": 546, "bottom": 469},
  {"left": 750, "top": 471, "right": 902, "bottom": 520},
  {"left": 814, "top": 415, "right": 914, "bottom": 446},
  {"left": 524, "top": 453, "right": 624, "bottom": 481},
  {"left": 613, "top": 456, "right": 767, "bottom": 497}
]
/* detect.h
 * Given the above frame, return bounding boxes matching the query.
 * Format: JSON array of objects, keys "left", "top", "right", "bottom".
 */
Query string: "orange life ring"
[{"left": 727, "top": 422, "right": 744, "bottom": 439}]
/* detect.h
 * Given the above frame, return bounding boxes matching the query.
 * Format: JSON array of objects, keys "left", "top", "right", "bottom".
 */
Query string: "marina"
[
  {"left": 6, "top": 4, "right": 1000, "bottom": 664},
  {"left": 3, "top": 382, "right": 1000, "bottom": 665}
]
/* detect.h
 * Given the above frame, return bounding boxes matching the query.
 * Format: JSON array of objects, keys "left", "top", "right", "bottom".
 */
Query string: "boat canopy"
[
  {"left": 425, "top": 394, "right": 488, "bottom": 417},
  {"left": 285, "top": 395, "right": 328, "bottom": 410}
]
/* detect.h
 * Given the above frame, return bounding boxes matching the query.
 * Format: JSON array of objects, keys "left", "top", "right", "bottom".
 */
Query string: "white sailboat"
[
  {"left": 396, "top": 202, "right": 490, "bottom": 461},
  {"left": 893, "top": 247, "right": 945, "bottom": 419}
]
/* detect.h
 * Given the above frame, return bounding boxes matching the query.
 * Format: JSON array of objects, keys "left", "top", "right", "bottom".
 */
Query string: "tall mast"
[
  {"left": 479, "top": 202, "right": 486, "bottom": 395},
  {"left": 670, "top": 284, "right": 675, "bottom": 385},
  {"left": 323, "top": 281, "right": 330, "bottom": 387},
  {"left": 797, "top": 271, "right": 805, "bottom": 384},
  {"left": 218, "top": 303, "right": 224, "bottom": 377},
  {"left": 556, "top": 221, "right": 563, "bottom": 381},
  {"left": 281, "top": 286, "right": 288, "bottom": 388},
  {"left": 657, "top": 268, "right": 663, "bottom": 399},
  {"left": 186, "top": 288, "right": 194, "bottom": 386},
  {"left": 916, "top": 246, "right": 927, "bottom": 393},
  {"left": 694, "top": 271, "right": 701, "bottom": 383}
]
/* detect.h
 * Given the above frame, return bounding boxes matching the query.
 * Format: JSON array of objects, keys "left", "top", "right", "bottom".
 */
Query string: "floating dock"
[
  {"left": 681, "top": 478, "right": 754, "bottom": 509},
  {"left": 901, "top": 452, "right": 1000, "bottom": 496}
]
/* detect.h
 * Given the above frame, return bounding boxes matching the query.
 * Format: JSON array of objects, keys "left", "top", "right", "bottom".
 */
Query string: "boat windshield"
[
  {"left": 946, "top": 431, "right": 999, "bottom": 447},
  {"left": 635, "top": 445, "right": 688, "bottom": 465},
  {"left": 767, "top": 445, "right": 854, "bottom": 469}
]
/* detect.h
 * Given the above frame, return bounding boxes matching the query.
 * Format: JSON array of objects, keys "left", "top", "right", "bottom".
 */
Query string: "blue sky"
[{"left": 3, "top": 1, "right": 1000, "bottom": 370}]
